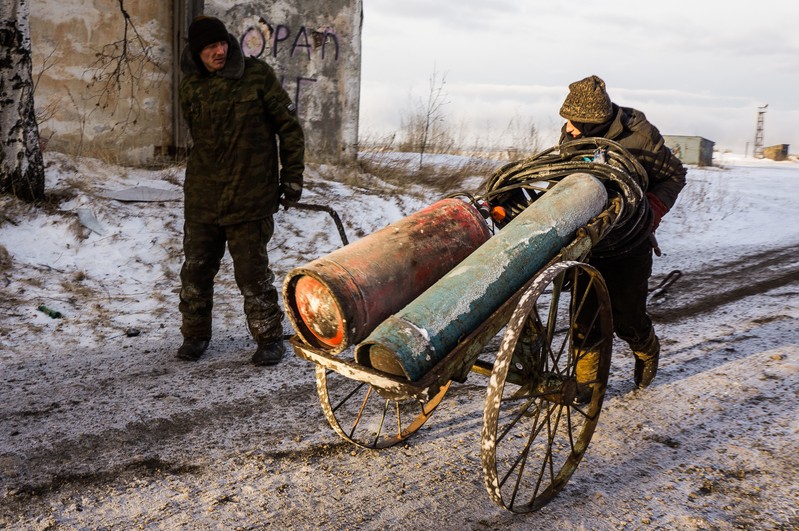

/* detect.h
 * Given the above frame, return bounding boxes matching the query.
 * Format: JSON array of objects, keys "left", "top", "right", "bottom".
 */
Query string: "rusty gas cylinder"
[
  {"left": 283, "top": 198, "right": 491, "bottom": 354},
  {"left": 355, "top": 173, "right": 609, "bottom": 380}
]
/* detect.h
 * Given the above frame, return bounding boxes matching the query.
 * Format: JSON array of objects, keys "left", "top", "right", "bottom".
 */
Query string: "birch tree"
[{"left": 0, "top": 0, "right": 44, "bottom": 202}]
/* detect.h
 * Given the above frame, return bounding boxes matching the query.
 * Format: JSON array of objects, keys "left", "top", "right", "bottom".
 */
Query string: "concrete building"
[
  {"left": 663, "top": 135, "right": 715, "bottom": 167},
  {"left": 30, "top": 0, "right": 362, "bottom": 166}
]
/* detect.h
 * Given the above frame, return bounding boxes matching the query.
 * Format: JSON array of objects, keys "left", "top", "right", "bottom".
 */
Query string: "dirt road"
[{"left": 1, "top": 243, "right": 798, "bottom": 530}]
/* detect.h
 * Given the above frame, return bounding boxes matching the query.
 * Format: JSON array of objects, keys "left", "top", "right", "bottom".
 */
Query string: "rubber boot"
[
  {"left": 574, "top": 349, "right": 600, "bottom": 404},
  {"left": 252, "top": 340, "right": 285, "bottom": 366},
  {"left": 176, "top": 338, "right": 210, "bottom": 361},
  {"left": 633, "top": 332, "right": 660, "bottom": 388}
]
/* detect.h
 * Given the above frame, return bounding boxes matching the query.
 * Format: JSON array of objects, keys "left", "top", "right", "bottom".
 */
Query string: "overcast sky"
[{"left": 358, "top": 0, "right": 799, "bottom": 154}]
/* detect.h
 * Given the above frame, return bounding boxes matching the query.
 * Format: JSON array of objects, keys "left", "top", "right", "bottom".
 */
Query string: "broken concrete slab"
[{"left": 99, "top": 186, "right": 182, "bottom": 202}]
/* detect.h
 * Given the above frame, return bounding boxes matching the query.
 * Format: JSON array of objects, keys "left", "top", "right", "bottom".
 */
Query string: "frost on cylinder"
[{"left": 355, "top": 173, "right": 608, "bottom": 381}]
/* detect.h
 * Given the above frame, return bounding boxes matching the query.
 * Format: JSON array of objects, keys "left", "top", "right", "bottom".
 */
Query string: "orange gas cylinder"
[
  {"left": 283, "top": 198, "right": 491, "bottom": 354},
  {"left": 293, "top": 275, "right": 345, "bottom": 348}
]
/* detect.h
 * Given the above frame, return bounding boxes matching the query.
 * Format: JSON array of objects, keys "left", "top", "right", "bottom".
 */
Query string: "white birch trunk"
[{"left": 0, "top": 0, "right": 44, "bottom": 202}]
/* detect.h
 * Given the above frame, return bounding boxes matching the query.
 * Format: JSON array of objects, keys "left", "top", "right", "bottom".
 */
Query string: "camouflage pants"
[{"left": 179, "top": 218, "right": 283, "bottom": 343}]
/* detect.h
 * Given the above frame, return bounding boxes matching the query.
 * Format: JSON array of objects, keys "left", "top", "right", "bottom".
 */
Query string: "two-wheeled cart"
[{"left": 285, "top": 139, "right": 647, "bottom": 513}]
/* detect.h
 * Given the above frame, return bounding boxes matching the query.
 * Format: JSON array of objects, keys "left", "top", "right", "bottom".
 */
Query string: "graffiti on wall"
[
  {"left": 239, "top": 17, "right": 341, "bottom": 113},
  {"left": 240, "top": 17, "right": 340, "bottom": 60}
]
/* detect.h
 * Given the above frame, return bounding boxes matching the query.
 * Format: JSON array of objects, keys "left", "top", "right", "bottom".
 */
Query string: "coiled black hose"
[{"left": 477, "top": 137, "right": 653, "bottom": 257}]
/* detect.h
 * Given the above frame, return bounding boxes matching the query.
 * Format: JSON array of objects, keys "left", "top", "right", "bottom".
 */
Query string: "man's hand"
[{"left": 279, "top": 183, "right": 302, "bottom": 209}]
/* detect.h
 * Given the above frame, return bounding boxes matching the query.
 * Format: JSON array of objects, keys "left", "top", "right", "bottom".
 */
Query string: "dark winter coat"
[
  {"left": 560, "top": 104, "right": 686, "bottom": 211},
  {"left": 179, "top": 36, "right": 304, "bottom": 225}
]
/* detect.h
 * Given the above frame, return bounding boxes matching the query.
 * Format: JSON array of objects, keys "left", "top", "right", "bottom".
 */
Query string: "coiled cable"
[{"left": 476, "top": 137, "right": 653, "bottom": 257}]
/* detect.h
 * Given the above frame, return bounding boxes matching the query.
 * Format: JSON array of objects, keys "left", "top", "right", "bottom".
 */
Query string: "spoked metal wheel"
[
  {"left": 315, "top": 360, "right": 450, "bottom": 449},
  {"left": 481, "top": 261, "right": 613, "bottom": 513}
]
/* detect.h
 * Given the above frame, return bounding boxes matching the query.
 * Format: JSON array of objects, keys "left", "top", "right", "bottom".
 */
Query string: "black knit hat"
[
  {"left": 189, "top": 16, "right": 229, "bottom": 55},
  {"left": 559, "top": 75, "right": 613, "bottom": 124}
]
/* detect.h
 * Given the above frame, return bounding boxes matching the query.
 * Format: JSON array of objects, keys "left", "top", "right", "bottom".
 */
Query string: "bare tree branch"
[
  {"left": 399, "top": 65, "right": 451, "bottom": 171},
  {"left": 85, "top": 0, "right": 165, "bottom": 129}
]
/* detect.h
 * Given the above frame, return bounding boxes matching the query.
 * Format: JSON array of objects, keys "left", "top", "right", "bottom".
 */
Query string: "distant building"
[
  {"left": 663, "top": 135, "right": 714, "bottom": 167},
  {"left": 763, "top": 144, "right": 790, "bottom": 161}
]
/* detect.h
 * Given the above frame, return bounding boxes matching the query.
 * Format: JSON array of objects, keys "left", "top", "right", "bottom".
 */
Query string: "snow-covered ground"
[{"left": 0, "top": 151, "right": 797, "bottom": 529}]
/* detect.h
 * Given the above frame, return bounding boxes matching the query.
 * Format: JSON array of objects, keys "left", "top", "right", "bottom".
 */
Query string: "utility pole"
[{"left": 753, "top": 104, "right": 767, "bottom": 159}]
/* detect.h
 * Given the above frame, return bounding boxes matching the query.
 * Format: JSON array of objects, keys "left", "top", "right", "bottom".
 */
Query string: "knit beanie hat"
[
  {"left": 559, "top": 75, "right": 613, "bottom": 124},
  {"left": 189, "top": 16, "right": 229, "bottom": 55}
]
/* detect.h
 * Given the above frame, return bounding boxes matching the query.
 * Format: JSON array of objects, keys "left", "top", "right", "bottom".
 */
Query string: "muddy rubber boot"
[
  {"left": 633, "top": 333, "right": 660, "bottom": 388},
  {"left": 252, "top": 340, "right": 285, "bottom": 366},
  {"left": 176, "top": 338, "right": 210, "bottom": 361},
  {"left": 574, "top": 349, "right": 600, "bottom": 404}
]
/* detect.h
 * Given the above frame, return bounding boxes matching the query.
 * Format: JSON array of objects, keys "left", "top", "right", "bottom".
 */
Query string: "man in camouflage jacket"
[
  {"left": 176, "top": 16, "right": 305, "bottom": 366},
  {"left": 558, "top": 75, "right": 686, "bottom": 391}
]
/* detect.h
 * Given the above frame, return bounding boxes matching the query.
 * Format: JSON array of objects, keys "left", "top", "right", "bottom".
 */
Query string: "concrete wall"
[
  {"left": 29, "top": 0, "right": 362, "bottom": 166},
  {"left": 30, "top": 1, "right": 173, "bottom": 165},
  {"left": 205, "top": 0, "right": 362, "bottom": 164},
  {"left": 663, "top": 135, "right": 715, "bottom": 167}
]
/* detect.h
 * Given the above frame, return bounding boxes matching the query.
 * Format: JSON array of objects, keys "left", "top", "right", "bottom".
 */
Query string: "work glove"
[
  {"left": 647, "top": 192, "right": 667, "bottom": 232},
  {"left": 279, "top": 182, "right": 302, "bottom": 209}
]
